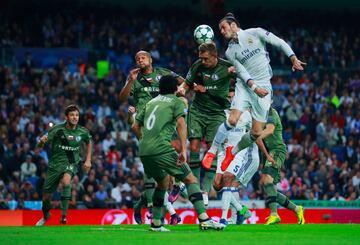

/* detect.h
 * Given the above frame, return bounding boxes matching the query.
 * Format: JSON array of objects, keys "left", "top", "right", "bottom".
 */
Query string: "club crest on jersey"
[
  {"left": 211, "top": 74, "right": 219, "bottom": 81},
  {"left": 76, "top": 136, "right": 81, "bottom": 142},
  {"left": 248, "top": 38, "right": 253, "bottom": 45},
  {"left": 156, "top": 75, "right": 162, "bottom": 81}
]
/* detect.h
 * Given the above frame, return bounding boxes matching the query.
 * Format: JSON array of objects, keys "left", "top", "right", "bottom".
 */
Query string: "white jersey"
[
  {"left": 225, "top": 28, "right": 294, "bottom": 86},
  {"left": 217, "top": 111, "right": 259, "bottom": 186}
]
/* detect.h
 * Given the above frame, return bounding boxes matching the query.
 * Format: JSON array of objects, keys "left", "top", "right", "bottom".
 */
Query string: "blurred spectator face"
[{"left": 135, "top": 52, "right": 152, "bottom": 69}]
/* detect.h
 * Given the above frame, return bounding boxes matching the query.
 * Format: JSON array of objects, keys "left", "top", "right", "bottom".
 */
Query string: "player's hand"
[
  {"left": 128, "top": 106, "right": 136, "bottom": 115},
  {"left": 128, "top": 68, "right": 141, "bottom": 82},
  {"left": 254, "top": 87, "right": 269, "bottom": 98},
  {"left": 177, "top": 87, "right": 186, "bottom": 97},
  {"left": 291, "top": 57, "right": 307, "bottom": 71},
  {"left": 228, "top": 66, "right": 236, "bottom": 74},
  {"left": 176, "top": 151, "right": 187, "bottom": 166},
  {"left": 39, "top": 135, "right": 48, "bottom": 144},
  {"left": 83, "top": 160, "right": 92, "bottom": 174},
  {"left": 193, "top": 83, "right": 206, "bottom": 93},
  {"left": 266, "top": 154, "right": 276, "bottom": 165}
]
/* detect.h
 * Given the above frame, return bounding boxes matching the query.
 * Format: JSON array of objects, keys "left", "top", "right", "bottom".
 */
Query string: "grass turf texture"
[{"left": 1, "top": 224, "right": 359, "bottom": 245}]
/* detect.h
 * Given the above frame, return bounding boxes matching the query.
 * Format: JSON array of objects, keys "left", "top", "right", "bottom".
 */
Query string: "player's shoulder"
[
  {"left": 191, "top": 59, "right": 203, "bottom": 70},
  {"left": 218, "top": 58, "right": 233, "bottom": 67},
  {"left": 77, "top": 125, "right": 90, "bottom": 134},
  {"left": 155, "top": 66, "right": 177, "bottom": 76},
  {"left": 49, "top": 122, "right": 65, "bottom": 133},
  {"left": 244, "top": 27, "right": 267, "bottom": 37}
]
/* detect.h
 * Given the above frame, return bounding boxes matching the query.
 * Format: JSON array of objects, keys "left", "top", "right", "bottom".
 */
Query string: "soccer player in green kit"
[
  {"left": 36, "top": 105, "right": 92, "bottom": 225},
  {"left": 132, "top": 75, "right": 224, "bottom": 231},
  {"left": 174, "top": 42, "right": 234, "bottom": 204},
  {"left": 246, "top": 107, "right": 305, "bottom": 225},
  {"left": 119, "top": 50, "right": 184, "bottom": 224}
]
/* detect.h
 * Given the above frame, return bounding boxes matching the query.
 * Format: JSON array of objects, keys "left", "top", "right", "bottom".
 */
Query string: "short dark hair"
[
  {"left": 65, "top": 104, "right": 80, "bottom": 116},
  {"left": 159, "top": 75, "right": 178, "bottom": 95},
  {"left": 219, "top": 12, "right": 240, "bottom": 27},
  {"left": 198, "top": 42, "right": 217, "bottom": 56}
]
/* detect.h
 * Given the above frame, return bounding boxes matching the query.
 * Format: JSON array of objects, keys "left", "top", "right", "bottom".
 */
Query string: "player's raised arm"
[
  {"left": 176, "top": 116, "right": 187, "bottom": 166},
  {"left": 119, "top": 68, "right": 140, "bottom": 102},
  {"left": 253, "top": 28, "right": 306, "bottom": 71}
]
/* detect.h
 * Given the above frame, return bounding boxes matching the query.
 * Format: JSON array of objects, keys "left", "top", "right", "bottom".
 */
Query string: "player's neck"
[
  {"left": 66, "top": 122, "right": 77, "bottom": 130},
  {"left": 141, "top": 66, "right": 153, "bottom": 75}
]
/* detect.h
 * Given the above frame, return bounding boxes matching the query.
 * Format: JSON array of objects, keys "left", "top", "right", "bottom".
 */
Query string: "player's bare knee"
[
  {"left": 223, "top": 172, "right": 234, "bottom": 186},
  {"left": 182, "top": 173, "right": 197, "bottom": 185},
  {"left": 261, "top": 174, "right": 273, "bottom": 185},
  {"left": 213, "top": 175, "right": 222, "bottom": 191},
  {"left": 228, "top": 117, "right": 238, "bottom": 127}
]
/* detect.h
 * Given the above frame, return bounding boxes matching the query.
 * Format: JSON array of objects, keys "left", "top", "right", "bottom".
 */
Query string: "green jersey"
[
  {"left": 263, "top": 108, "right": 287, "bottom": 153},
  {"left": 46, "top": 122, "right": 92, "bottom": 168},
  {"left": 185, "top": 58, "right": 234, "bottom": 114},
  {"left": 136, "top": 94, "right": 185, "bottom": 157},
  {"left": 130, "top": 67, "right": 179, "bottom": 112}
]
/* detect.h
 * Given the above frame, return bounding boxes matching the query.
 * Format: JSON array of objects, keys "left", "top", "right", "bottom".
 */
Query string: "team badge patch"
[
  {"left": 211, "top": 74, "right": 219, "bottom": 81},
  {"left": 248, "top": 38, "right": 253, "bottom": 45},
  {"left": 76, "top": 136, "right": 81, "bottom": 142},
  {"left": 156, "top": 75, "right": 162, "bottom": 81}
]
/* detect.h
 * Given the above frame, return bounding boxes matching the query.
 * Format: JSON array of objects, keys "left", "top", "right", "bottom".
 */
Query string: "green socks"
[
  {"left": 264, "top": 183, "right": 278, "bottom": 215},
  {"left": 61, "top": 184, "right": 71, "bottom": 216},
  {"left": 152, "top": 188, "right": 166, "bottom": 226}
]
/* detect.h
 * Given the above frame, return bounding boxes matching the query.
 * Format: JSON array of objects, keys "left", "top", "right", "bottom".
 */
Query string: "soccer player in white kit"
[
  {"left": 202, "top": 12, "right": 306, "bottom": 170},
  {"left": 213, "top": 109, "right": 258, "bottom": 226}
]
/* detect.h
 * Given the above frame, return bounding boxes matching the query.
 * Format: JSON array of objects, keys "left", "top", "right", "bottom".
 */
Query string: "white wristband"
[{"left": 250, "top": 83, "right": 258, "bottom": 91}]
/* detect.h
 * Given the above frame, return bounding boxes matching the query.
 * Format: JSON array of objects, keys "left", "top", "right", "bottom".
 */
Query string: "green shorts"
[
  {"left": 187, "top": 106, "right": 225, "bottom": 142},
  {"left": 262, "top": 150, "right": 286, "bottom": 184},
  {"left": 140, "top": 151, "right": 192, "bottom": 182},
  {"left": 43, "top": 163, "right": 78, "bottom": 193}
]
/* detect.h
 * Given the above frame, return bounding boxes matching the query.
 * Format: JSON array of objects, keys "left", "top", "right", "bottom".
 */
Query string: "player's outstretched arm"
[
  {"left": 176, "top": 116, "right": 187, "bottom": 166},
  {"left": 177, "top": 82, "right": 190, "bottom": 97},
  {"left": 132, "top": 122, "right": 142, "bottom": 139},
  {"left": 290, "top": 55, "right": 307, "bottom": 71},
  {"left": 83, "top": 141, "right": 92, "bottom": 173},
  {"left": 119, "top": 68, "right": 140, "bottom": 102},
  {"left": 256, "top": 138, "right": 275, "bottom": 165}
]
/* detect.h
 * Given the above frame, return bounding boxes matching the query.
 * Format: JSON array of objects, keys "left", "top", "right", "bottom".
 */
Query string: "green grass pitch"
[{"left": 1, "top": 224, "right": 359, "bottom": 245}]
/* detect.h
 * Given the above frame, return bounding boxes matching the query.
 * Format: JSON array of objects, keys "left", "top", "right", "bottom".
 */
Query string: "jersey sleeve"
[
  {"left": 266, "top": 108, "right": 275, "bottom": 125},
  {"left": 225, "top": 49, "right": 252, "bottom": 83},
  {"left": 135, "top": 106, "right": 145, "bottom": 126},
  {"left": 174, "top": 99, "right": 186, "bottom": 121},
  {"left": 185, "top": 63, "right": 198, "bottom": 87},
  {"left": 46, "top": 126, "right": 58, "bottom": 144},
  {"left": 252, "top": 27, "right": 295, "bottom": 57},
  {"left": 83, "top": 130, "right": 92, "bottom": 144}
]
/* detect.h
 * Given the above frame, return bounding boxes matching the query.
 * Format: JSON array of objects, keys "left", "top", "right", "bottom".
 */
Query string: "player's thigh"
[
  {"left": 159, "top": 151, "right": 192, "bottom": 182},
  {"left": 187, "top": 107, "right": 205, "bottom": 140},
  {"left": 231, "top": 82, "right": 251, "bottom": 112},
  {"left": 64, "top": 163, "right": 78, "bottom": 179},
  {"left": 250, "top": 85, "right": 272, "bottom": 123},
  {"left": 239, "top": 147, "right": 260, "bottom": 186},
  {"left": 227, "top": 145, "right": 257, "bottom": 180},
  {"left": 140, "top": 156, "right": 168, "bottom": 183},
  {"left": 263, "top": 150, "right": 285, "bottom": 184},
  {"left": 43, "top": 167, "right": 63, "bottom": 193},
  {"left": 204, "top": 112, "right": 226, "bottom": 142}
]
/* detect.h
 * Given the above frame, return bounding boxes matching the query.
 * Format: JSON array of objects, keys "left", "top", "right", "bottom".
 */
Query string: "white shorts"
[
  {"left": 231, "top": 82, "right": 272, "bottom": 123},
  {"left": 216, "top": 144, "right": 260, "bottom": 186}
]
